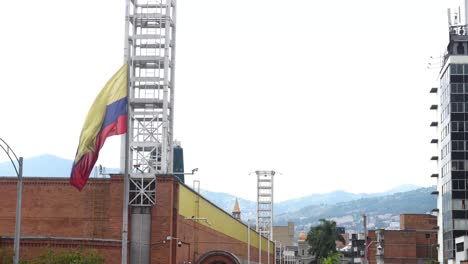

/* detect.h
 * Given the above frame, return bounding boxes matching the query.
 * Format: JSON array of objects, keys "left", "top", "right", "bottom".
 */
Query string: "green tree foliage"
[
  {"left": 306, "top": 219, "right": 345, "bottom": 262},
  {"left": 322, "top": 252, "right": 341, "bottom": 264},
  {"left": 0, "top": 248, "right": 104, "bottom": 264}
]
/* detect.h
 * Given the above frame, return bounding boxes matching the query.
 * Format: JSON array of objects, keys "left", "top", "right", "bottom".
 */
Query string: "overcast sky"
[{"left": 0, "top": 0, "right": 459, "bottom": 201}]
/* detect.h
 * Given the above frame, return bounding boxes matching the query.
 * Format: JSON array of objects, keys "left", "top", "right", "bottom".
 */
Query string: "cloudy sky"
[{"left": 0, "top": 0, "right": 458, "bottom": 201}]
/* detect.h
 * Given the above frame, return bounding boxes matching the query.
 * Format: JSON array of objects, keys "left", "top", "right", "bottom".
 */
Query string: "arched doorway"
[{"left": 195, "top": 250, "right": 241, "bottom": 264}]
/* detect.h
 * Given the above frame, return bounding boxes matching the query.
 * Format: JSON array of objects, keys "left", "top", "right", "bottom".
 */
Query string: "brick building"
[
  {"left": 273, "top": 222, "right": 294, "bottom": 247},
  {"left": 367, "top": 214, "right": 438, "bottom": 264},
  {"left": 0, "top": 175, "right": 274, "bottom": 263}
]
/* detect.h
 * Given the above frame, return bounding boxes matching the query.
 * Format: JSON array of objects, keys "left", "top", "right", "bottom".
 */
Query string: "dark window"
[
  {"left": 453, "top": 210, "right": 466, "bottom": 218},
  {"left": 457, "top": 242, "right": 464, "bottom": 252},
  {"left": 452, "top": 160, "right": 465, "bottom": 171},
  {"left": 451, "top": 75, "right": 464, "bottom": 83},
  {"left": 458, "top": 44, "right": 465, "bottom": 55}
]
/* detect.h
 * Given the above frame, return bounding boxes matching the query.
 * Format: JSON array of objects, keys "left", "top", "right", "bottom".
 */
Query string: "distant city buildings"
[
  {"left": 273, "top": 222, "right": 295, "bottom": 247},
  {"left": 297, "top": 231, "right": 313, "bottom": 264}
]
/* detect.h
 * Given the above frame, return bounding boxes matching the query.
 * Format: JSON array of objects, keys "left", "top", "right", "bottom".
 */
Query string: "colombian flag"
[{"left": 70, "top": 64, "right": 128, "bottom": 190}]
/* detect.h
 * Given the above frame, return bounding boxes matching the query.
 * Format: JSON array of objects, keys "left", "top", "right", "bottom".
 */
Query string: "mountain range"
[
  {"left": 0, "top": 154, "right": 436, "bottom": 232},
  {"left": 0, "top": 154, "right": 118, "bottom": 177},
  {"left": 200, "top": 186, "right": 436, "bottom": 231}
]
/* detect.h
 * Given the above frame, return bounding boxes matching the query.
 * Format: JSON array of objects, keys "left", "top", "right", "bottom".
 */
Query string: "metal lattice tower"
[
  {"left": 124, "top": 0, "right": 177, "bottom": 206},
  {"left": 255, "top": 170, "right": 275, "bottom": 240}
]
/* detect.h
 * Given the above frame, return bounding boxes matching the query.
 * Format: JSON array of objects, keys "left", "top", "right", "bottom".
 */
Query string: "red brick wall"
[
  {"left": 367, "top": 229, "right": 437, "bottom": 264},
  {"left": 0, "top": 177, "right": 124, "bottom": 240},
  {"left": 400, "top": 214, "right": 437, "bottom": 231},
  {"left": 150, "top": 175, "right": 177, "bottom": 264},
  {"left": 0, "top": 176, "right": 273, "bottom": 264},
  {"left": 0, "top": 176, "right": 125, "bottom": 261}
]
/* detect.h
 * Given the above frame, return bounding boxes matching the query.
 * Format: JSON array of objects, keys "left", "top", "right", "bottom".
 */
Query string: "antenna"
[
  {"left": 460, "top": 6, "right": 463, "bottom": 24},
  {"left": 465, "top": 0, "right": 468, "bottom": 25},
  {"left": 448, "top": 8, "right": 453, "bottom": 26}
]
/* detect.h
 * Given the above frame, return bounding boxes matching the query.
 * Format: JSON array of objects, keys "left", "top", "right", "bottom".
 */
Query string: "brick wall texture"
[
  {"left": 368, "top": 221, "right": 438, "bottom": 264},
  {"left": 0, "top": 176, "right": 273, "bottom": 264}
]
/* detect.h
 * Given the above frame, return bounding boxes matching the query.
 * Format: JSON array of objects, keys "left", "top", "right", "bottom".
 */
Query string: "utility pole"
[
  {"left": 363, "top": 214, "right": 368, "bottom": 264},
  {"left": 248, "top": 220, "right": 251, "bottom": 264}
]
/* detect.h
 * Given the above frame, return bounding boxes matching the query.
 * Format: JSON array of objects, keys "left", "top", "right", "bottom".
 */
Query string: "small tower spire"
[{"left": 232, "top": 198, "right": 241, "bottom": 220}]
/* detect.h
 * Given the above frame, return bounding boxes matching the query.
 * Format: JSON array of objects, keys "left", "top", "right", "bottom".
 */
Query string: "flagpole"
[
  {"left": 121, "top": 65, "right": 130, "bottom": 263},
  {"left": 121, "top": 0, "right": 131, "bottom": 260}
]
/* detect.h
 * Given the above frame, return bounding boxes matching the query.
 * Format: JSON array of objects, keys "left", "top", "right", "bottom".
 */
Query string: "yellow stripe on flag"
[{"left": 74, "top": 64, "right": 128, "bottom": 164}]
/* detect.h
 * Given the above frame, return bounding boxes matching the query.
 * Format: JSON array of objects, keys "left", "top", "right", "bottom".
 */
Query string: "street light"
[
  {"left": 175, "top": 168, "right": 199, "bottom": 176},
  {"left": 174, "top": 168, "right": 199, "bottom": 182},
  {"left": 247, "top": 219, "right": 251, "bottom": 264},
  {"left": 0, "top": 138, "right": 23, "bottom": 264}
]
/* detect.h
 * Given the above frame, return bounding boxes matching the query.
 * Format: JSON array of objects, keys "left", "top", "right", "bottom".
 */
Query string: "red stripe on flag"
[{"left": 70, "top": 114, "right": 126, "bottom": 190}]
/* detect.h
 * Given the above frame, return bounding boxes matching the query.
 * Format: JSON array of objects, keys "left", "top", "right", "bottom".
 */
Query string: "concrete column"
[
  {"left": 131, "top": 207, "right": 151, "bottom": 263},
  {"left": 376, "top": 229, "right": 384, "bottom": 264}
]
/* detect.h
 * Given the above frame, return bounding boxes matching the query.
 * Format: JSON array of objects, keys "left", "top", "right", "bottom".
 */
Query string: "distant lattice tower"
[
  {"left": 255, "top": 170, "right": 275, "bottom": 240},
  {"left": 121, "top": 0, "right": 177, "bottom": 262},
  {"left": 232, "top": 198, "right": 241, "bottom": 220}
]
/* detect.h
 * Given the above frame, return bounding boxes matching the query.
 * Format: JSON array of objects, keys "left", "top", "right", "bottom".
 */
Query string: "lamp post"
[
  {"left": 279, "top": 243, "right": 282, "bottom": 264},
  {"left": 247, "top": 219, "right": 253, "bottom": 264},
  {"left": 259, "top": 230, "right": 262, "bottom": 264},
  {"left": 174, "top": 168, "right": 199, "bottom": 180},
  {"left": 0, "top": 138, "right": 23, "bottom": 264},
  {"left": 268, "top": 236, "right": 270, "bottom": 264}
]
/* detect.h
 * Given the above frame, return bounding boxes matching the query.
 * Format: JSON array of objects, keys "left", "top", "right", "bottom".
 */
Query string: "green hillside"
[{"left": 275, "top": 187, "right": 436, "bottom": 231}]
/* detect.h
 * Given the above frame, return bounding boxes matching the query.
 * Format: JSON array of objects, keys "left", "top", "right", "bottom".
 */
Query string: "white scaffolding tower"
[
  {"left": 121, "top": 0, "right": 176, "bottom": 262},
  {"left": 255, "top": 170, "right": 275, "bottom": 240},
  {"left": 123, "top": 0, "right": 177, "bottom": 207}
]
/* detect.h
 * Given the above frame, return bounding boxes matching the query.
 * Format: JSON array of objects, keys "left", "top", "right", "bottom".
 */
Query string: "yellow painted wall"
[{"left": 178, "top": 184, "right": 274, "bottom": 252}]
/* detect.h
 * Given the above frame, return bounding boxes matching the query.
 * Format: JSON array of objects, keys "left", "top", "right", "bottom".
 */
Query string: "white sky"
[{"left": 0, "top": 0, "right": 458, "bottom": 201}]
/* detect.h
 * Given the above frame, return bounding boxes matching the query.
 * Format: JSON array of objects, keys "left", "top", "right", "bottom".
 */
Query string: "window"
[
  {"left": 452, "top": 160, "right": 465, "bottom": 171},
  {"left": 453, "top": 199, "right": 467, "bottom": 209},
  {"left": 452, "top": 103, "right": 462, "bottom": 112},
  {"left": 453, "top": 141, "right": 465, "bottom": 151},
  {"left": 457, "top": 242, "right": 465, "bottom": 252},
  {"left": 458, "top": 44, "right": 465, "bottom": 55},
  {"left": 452, "top": 83, "right": 465, "bottom": 93},
  {"left": 453, "top": 180, "right": 466, "bottom": 190},
  {"left": 452, "top": 121, "right": 467, "bottom": 132}
]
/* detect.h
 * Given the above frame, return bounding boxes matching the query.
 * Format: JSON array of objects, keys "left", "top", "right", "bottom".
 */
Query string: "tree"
[
  {"left": 322, "top": 252, "right": 341, "bottom": 264},
  {"left": 306, "top": 219, "right": 345, "bottom": 263}
]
